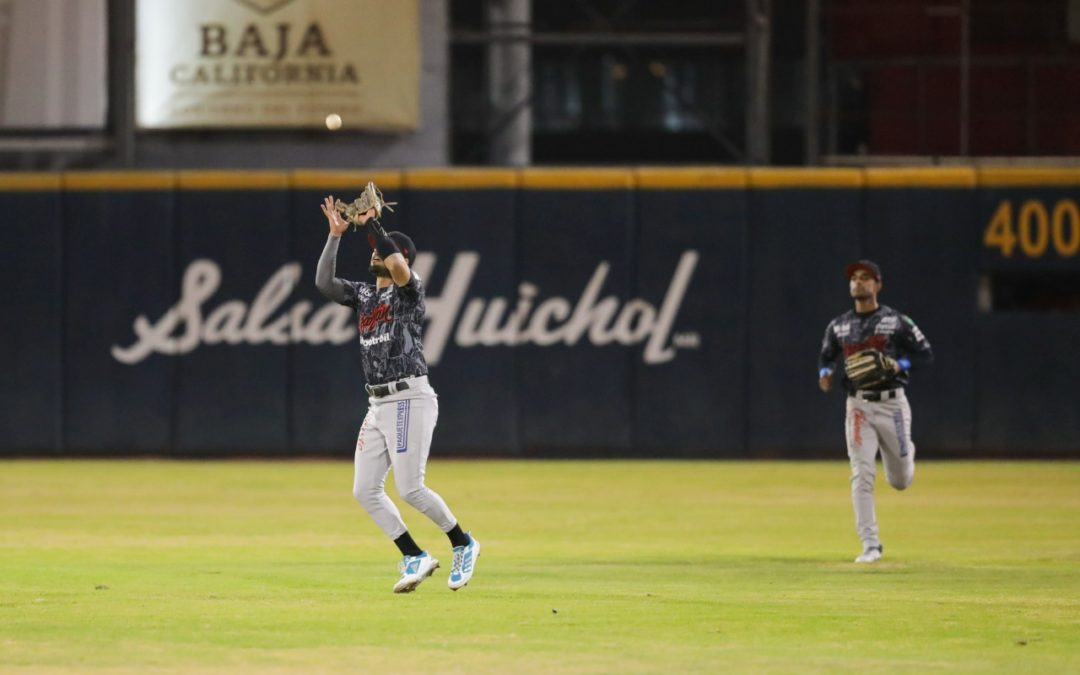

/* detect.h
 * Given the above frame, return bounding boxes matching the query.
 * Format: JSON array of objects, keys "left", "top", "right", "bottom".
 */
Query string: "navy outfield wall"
[
  {"left": 974, "top": 169, "right": 1080, "bottom": 455},
  {"left": 0, "top": 174, "right": 63, "bottom": 451},
  {"left": 861, "top": 169, "right": 981, "bottom": 454},
  {"left": 0, "top": 167, "right": 1077, "bottom": 457},
  {"left": 515, "top": 170, "right": 638, "bottom": 455},
  {"left": 61, "top": 173, "right": 178, "bottom": 453},
  {"left": 745, "top": 169, "right": 866, "bottom": 455},
  {"left": 634, "top": 169, "right": 749, "bottom": 457}
]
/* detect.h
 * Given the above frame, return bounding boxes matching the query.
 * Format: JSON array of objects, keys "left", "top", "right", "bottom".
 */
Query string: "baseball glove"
[
  {"left": 844, "top": 349, "right": 897, "bottom": 389},
  {"left": 334, "top": 181, "right": 397, "bottom": 230}
]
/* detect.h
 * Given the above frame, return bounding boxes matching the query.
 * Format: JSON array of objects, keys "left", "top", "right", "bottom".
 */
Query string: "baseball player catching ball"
[
  {"left": 316, "top": 187, "right": 480, "bottom": 593},
  {"left": 818, "top": 260, "right": 933, "bottom": 563}
]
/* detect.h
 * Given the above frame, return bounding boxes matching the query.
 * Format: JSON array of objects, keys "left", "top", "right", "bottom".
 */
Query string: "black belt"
[
  {"left": 850, "top": 388, "right": 899, "bottom": 402},
  {"left": 366, "top": 380, "right": 411, "bottom": 398}
]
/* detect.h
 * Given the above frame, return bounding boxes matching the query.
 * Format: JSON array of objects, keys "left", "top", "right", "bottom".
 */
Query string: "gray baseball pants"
[
  {"left": 845, "top": 389, "right": 916, "bottom": 550},
  {"left": 352, "top": 376, "right": 458, "bottom": 540}
]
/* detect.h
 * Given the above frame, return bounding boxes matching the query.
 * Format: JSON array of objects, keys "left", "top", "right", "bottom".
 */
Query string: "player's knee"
[
  {"left": 399, "top": 486, "right": 428, "bottom": 509},
  {"left": 353, "top": 484, "right": 381, "bottom": 510},
  {"left": 849, "top": 469, "right": 875, "bottom": 491},
  {"left": 889, "top": 472, "right": 913, "bottom": 491}
]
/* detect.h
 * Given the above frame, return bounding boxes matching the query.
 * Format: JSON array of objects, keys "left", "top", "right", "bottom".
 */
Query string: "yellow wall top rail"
[{"left": 3, "top": 167, "right": 1080, "bottom": 191}]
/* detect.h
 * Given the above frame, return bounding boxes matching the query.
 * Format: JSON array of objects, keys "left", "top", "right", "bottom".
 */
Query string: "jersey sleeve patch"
[{"left": 901, "top": 315, "right": 928, "bottom": 342}]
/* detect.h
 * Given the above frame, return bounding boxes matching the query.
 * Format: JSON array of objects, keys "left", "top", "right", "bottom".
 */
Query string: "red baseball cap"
[{"left": 844, "top": 259, "right": 882, "bottom": 281}]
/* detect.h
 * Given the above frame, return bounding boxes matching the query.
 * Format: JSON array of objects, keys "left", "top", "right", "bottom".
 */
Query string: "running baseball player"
[
  {"left": 817, "top": 260, "right": 933, "bottom": 563},
  {"left": 315, "top": 188, "right": 480, "bottom": 593}
]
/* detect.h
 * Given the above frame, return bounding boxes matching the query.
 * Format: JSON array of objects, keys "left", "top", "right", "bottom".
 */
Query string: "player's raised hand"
[
  {"left": 355, "top": 207, "right": 378, "bottom": 226},
  {"left": 321, "top": 195, "right": 349, "bottom": 237}
]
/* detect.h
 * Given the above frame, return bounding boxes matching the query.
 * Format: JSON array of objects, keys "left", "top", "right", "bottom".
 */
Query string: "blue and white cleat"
[
  {"left": 448, "top": 533, "right": 480, "bottom": 591},
  {"left": 393, "top": 552, "right": 439, "bottom": 593}
]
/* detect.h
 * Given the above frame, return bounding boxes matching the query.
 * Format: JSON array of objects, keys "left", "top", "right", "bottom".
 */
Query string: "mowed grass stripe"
[{"left": 0, "top": 460, "right": 1077, "bottom": 674}]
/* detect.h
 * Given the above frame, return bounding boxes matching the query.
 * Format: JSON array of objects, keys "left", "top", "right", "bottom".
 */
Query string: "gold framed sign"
[{"left": 135, "top": 0, "right": 419, "bottom": 130}]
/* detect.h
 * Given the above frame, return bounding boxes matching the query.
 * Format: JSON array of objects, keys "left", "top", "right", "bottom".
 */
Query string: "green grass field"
[{"left": 1, "top": 460, "right": 1078, "bottom": 674}]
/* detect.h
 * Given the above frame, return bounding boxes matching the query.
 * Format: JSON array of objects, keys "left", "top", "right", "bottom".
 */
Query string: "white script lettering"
[
  {"left": 112, "top": 251, "right": 699, "bottom": 366},
  {"left": 110, "top": 259, "right": 353, "bottom": 364},
  {"left": 414, "top": 250, "right": 699, "bottom": 365}
]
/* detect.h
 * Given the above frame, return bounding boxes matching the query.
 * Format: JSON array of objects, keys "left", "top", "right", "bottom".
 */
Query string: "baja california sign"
[
  {"left": 111, "top": 251, "right": 700, "bottom": 366},
  {"left": 135, "top": 0, "right": 419, "bottom": 129}
]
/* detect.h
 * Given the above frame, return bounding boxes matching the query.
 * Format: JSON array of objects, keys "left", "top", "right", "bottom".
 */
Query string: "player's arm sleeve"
[
  {"left": 896, "top": 315, "right": 933, "bottom": 369},
  {"left": 387, "top": 255, "right": 412, "bottom": 288},
  {"left": 315, "top": 234, "right": 355, "bottom": 306},
  {"left": 397, "top": 271, "right": 422, "bottom": 303},
  {"left": 818, "top": 321, "right": 841, "bottom": 374}
]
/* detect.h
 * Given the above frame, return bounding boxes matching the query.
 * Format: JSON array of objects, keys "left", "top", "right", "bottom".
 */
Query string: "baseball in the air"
[{"left": 325, "top": 113, "right": 342, "bottom": 130}]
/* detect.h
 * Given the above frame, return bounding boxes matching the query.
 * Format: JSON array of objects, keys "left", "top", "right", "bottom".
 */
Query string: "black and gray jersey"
[
  {"left": 339, "top": 273, "right": 429, "bottom": 385},
  {"left": 818, "top": 304, "right": 933, "bottom": 393}
]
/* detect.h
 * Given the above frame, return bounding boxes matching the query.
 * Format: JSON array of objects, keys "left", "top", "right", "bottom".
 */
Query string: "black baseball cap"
[
  {"left": 844, "top": 259, "right": 882, "bottom": 281},
  {"left": 388, "top": 231, "right": 416, "bottom": 266}
]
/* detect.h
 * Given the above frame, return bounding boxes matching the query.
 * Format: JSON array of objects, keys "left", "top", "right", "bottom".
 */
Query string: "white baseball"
[{"left": 325, "top": 113, "right": 342, "bottom": 130}]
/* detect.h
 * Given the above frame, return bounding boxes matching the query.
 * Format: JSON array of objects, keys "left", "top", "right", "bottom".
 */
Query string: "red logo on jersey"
[
  {"left": 358, "top": 303, "right": 392, "bottom": 334},
  {"left": 844, "top": 335, "right": 888, "bottom": 357}
]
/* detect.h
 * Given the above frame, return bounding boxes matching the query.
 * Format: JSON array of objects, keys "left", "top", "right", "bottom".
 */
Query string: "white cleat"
[
  {"left": 393, "top": 552, "right": 439, "bottom": 593},
  {"left": 448, "top": 533, "right": 480, "bottom": 591},
  {"left": 854, "top": 545, "right": 883, "bottom": 564}
]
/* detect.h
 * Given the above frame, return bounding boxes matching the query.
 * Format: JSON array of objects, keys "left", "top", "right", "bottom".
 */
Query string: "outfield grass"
[{"left": 1, "top": 460, "right": 1078, "bottom": 674}]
